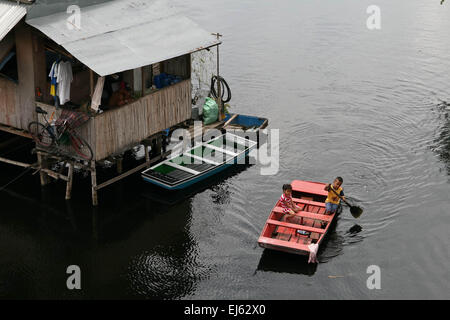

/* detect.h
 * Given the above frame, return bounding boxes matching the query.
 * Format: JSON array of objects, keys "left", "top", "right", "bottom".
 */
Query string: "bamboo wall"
[{"left": 38, "top": 79, "right": 191, "bottom": 161}]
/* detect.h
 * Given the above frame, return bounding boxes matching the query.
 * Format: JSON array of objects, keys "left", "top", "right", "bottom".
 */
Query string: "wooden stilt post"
[
  {"left": 144, "top": 142, "right": 150, "bottom": 167},
  {"left": 65, "top": 161, "right": 74, "bottom": 200},
  {"left": 212, "top": 33, "right": 223, "bottom": 120},
  {"left": 90, "top": 160, "right": 98, "bottom": 206},
  {"left": 117, "top": 156, "right": 123, "bottom": 175},
  {"left": 155, "top": 135, "right": 162, "bottom": 158},
  {"left": 37, "top": 152, "right": 49, "bottom": 186}
]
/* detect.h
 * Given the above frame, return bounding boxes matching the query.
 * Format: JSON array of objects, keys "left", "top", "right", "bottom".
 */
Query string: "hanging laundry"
[
  {"left": 91, "top": 76, "right": 105, "bottom": 112},
  {"left": 56, "top": 61, "right": 73, "bottom": 105},
  {"left": 48, "top": 61, "right": 59, "bottom": 100}
]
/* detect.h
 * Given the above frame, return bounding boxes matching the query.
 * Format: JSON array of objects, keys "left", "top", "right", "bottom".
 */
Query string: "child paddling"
[{"left": 324, "top": 177, "right": 345, "bottom": 215}]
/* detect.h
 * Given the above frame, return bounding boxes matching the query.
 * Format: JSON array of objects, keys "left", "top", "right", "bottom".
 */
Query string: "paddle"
[{"left": 328, "top": 185, "right": 363, "bottom": 218}]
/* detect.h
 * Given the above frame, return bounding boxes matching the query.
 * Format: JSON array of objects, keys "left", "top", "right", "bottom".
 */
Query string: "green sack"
[{"left": 203, "top": 97, "right": 218, "bottom": 125}]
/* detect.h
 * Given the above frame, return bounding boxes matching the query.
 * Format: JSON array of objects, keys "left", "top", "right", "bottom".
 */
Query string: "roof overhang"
[
  {"left": 25, "top": 0, "right": 221, "bottom": 76},
  {"left": 0, "top": 0, "right": 27, "bottom": 41}
]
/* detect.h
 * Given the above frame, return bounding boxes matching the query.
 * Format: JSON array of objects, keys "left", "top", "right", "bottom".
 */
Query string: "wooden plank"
[
  {"left": 41, "top": 168, "right": 69, "bottom": 182},
  {"left": 204, "top": 144, "right": 237, "bottom": 156},
  {"left": 266, "top": 219, "right": 325, "bottom": 234},
  {"left": 0, "top": 124, "right": 32, "bottom": 139},
  {"left": 182, "top": 152, "right": 221, "bottom": 165},
  {"left": 291, "top": 180, "right": 328, "bottom": 196},
  {"left": 258, "top": 236, "right": 310, "bottom": 252},
  {"left": 311, "top": 220, "right": 322, "bottom": 240},
  {"left": 292, "top": 197, "right": 326, "bottom": 208},
  {"left": 164, "top": 161, "right": 200, "bottom": 175},
  {"left": 65, "top": 162, "right": 74, "bottom": 200},
  {"left": 272, "top": 206, "right": 333, "bottom": 222},
  {"left": 90, "top": 161, "right": 98, "bottom": 206},
  {"left": 0, "top": 156, "right": 35, "bottom": 168},
  {"left": 15, "top": 22, "right": 37, "bottom": 130},
  {"left": 95, "top": 153, "right": 168, "bottom": 191},
  {"left": 223, "top": 114, "right": 238, "bottom": 128},
  {"left": 95, "top": 161, "right": 149, "bottom": 191}
]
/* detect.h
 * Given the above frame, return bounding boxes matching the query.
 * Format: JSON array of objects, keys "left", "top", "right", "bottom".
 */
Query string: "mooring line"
[{"left": 0, "top": 167, "right": 33, "bottom": 192}]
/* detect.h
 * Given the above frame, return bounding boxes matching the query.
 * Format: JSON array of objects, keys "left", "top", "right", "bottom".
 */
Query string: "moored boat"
[
  {"left": 258, "top": 180, "right": 341, "bottom": 256},
  {"left": 141, "top": 132, "right": 257, "bottom": 190}
]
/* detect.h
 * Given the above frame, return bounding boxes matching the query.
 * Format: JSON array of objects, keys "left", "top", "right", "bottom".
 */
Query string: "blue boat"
[
  {"left": 222, "top": 113, "right": 268, "bottom": 139},
  {"left": 141, "top": 132, "right": 258, "bottom": 190}
]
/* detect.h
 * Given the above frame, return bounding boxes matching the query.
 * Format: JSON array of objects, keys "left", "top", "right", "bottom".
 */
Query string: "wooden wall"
[
  {"left": 15, "top": 21, "right": 39, "bottom": 129},
  {"left": 38, "top": 79, "right": 192, "bottom": 161},
  {"left": 162, "top": 54, "right": 191, "bottom": 79},
  {"left": 0, "top": 78, "right": 18, "bottom": 127},
  {"left": 0, "top": 22, "right": 41, "bottom": 130}
]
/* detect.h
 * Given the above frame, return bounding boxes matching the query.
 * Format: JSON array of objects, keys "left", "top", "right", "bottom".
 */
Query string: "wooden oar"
[
  {"left": 328, "top": 185, "right": 363, "bottom": 218},
  {"left": 222, "top": 114, "right": 238, "bottom": 128}
]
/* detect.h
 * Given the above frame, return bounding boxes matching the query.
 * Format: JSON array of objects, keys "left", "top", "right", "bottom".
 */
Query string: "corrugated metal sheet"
[
  {"left": 26, "top": 0, "right": 221, "bottom": 76},
  {"left": 0, "top": 0, "right": 27, "bottom": 41}
]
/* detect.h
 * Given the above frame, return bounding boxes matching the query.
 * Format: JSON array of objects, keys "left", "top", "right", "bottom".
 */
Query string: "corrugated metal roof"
[
  {"left": 0, "top": 0, "right": 27, "bottom": 41},
  {"left": 26, "top": 0, "right": 221, "bottom": 76}
]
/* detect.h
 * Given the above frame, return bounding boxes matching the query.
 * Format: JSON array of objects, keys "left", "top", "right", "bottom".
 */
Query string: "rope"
[
  {"left": 0, "top": 139, "right": 34, "bottom": 158},
  {"left": 0, "top": 167, "right": 33, "bottom": 192}
]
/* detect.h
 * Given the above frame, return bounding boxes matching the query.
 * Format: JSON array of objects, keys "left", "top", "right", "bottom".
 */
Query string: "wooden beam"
[
  {"left": 267, "top": 219, "right": 325, "bottom": 234},
  {"left": 95, "top": 161, "right": 148, "bottom": 191},
  {"left": 65, "top": 162, "right": 74, "bottom": 200},
  {"left": 164, "top": 161, "right": 200, "bottom": 175},
  {"left": 91, "top": 161, "right": 98, "bottom": 206},
  {"left": 272, "top": 206, "right": 333, "bottom": 222},
  {"left": 182, "top": 152, "right": 221, "bottom": 166},
  {"left": 90, "top": 69, "right": 94, "bottom": 97},
  {"left": 0, "top": 156, "right": 36, "bottom": 168},
  {"left": 40, "top": 168, "right": 69, "bottom": 182},
  {"left": 204, "top": 144, "right": 237, "bottom": 156},
  {"left": 223, "top": 114, "right": 238, "bottom": 128},
  {"left": 0, "top": 124, "right": 32, "bottom": 139},
  {"left": 95, "top": 153, "right": 168, "bottom": 191}
]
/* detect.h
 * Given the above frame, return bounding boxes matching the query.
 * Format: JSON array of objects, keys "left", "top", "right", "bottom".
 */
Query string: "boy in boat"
[{"left": 324, "top": 177, "right": 345, "bottom": 215}]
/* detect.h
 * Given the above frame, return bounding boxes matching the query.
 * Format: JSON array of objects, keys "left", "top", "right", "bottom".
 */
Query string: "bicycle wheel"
[
  {"left": 69, "top": 132, "right": 93, "bottom": 161},
  {"left": 28, "top": 122, "right": 54, "bottom": 148}
]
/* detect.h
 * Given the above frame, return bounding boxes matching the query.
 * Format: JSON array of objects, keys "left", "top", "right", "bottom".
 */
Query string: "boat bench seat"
[
  {"left": 272, "top": 207, "right": 333, "bottom": 222},
  {"left": 266, "top": 219, "right": 325, "bottom": 234},
  {"left": 258, "top": 237, "right": 311, "bottom": 252},
  {"left": 291, "top": 197, "right": 326, "bottom": 208}
]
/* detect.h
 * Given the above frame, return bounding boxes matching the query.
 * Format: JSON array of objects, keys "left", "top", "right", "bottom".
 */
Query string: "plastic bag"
[{"left": 203, "top": 97, "right": 218, "bottom": 125}]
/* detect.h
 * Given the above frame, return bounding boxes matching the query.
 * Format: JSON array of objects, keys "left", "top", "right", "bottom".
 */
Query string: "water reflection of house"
[{"left": 0, "top": 0, "right": 221, "bottom": 205}]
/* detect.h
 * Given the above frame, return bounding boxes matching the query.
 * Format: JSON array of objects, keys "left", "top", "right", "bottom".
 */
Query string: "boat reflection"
[
  {"left": 256, "top": 249, "right": 318, "bottom": 275},
  {"left": 140, "top": 163, "right": 252, "bottom": 205}
]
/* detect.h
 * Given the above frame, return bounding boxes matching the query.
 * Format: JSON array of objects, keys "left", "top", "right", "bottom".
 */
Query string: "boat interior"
[
  {"left": 142, "top": 133, "right": 256, "bottom": 187},
  {"left": 259, "top": 181, "right": 336, "bottom": 252}
]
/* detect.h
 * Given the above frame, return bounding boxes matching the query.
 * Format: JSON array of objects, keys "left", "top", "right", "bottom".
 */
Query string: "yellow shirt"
[{"left": 325, "top": 185, "right": 343, "bottom": 204}]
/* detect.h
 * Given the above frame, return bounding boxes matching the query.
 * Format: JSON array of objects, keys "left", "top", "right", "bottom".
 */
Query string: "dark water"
[{"left": 1, "top": 0, "right": 450, "bottom": 299}]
